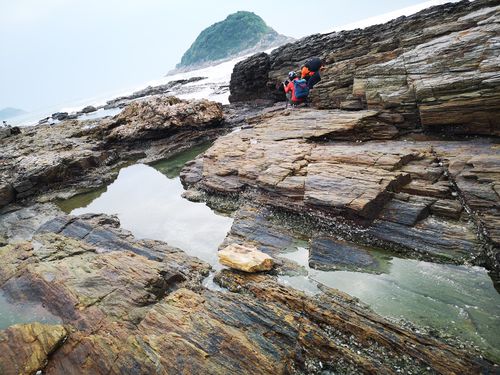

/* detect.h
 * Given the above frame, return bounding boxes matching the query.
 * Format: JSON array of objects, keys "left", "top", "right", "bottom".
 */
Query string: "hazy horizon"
[{"left": 0, "top": 0, "right": 455, "bottom": 112}]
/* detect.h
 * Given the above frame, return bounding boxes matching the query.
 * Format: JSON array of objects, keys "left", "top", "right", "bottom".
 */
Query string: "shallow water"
[
  {"left": 60, "top": 144, "right": 233, "bottom": 265},
  {"left": 0, "top": 291, "right": 62, "bottom": 330},
  {"left": 279, "top": 246, "right": 500, "bottom": 362},
  {"left": 56, "top": 145, "right": 500, "bottom": 362}
]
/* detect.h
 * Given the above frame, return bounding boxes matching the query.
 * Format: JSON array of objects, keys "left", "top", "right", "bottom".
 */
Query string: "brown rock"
[
  {"left": 431, "top": 199, "right": 464, "bottom": 219},
  {"left": 0, "top": 213, "right": 494, "bottom": 373},
  {"left": 181, "top": 111, "right": 487, "bottom": 265},
  {"left": 218, "top": 243, "right": 273, "bottom": 272},
  {"left": 0, "top": 183, "right": 14, "bottom": 208},
  {"left": 401, "top": 179, "right": 452, "bottom": 199},
  {"left": 0, "top": 323, "right": 67, "bottom": 375},
  {"left": 106, "top": 97, "right": 223, "bottom": 141},
  {"left": 0, "top": 96, "right": 224, "bottom": 208},
  {"left": 229, "top": 0, "right": 500, "bottom": 136}
]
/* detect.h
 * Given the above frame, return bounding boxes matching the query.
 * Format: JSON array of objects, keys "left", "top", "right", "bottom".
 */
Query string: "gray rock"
[
  {"left": 309, "top": 237, "right": 385, "bottom": 273},
  {"left": 379, "top": 198, "right": 430, "bottom": 226},
  {"left": 0, "top": 127, "right": 12, "bottom": 140},
  {"left": 80, "top": 105, "right": 97, "bottom": 114},
  {"left": 51, "top": 112, "right": 69, "bottom": 121}
]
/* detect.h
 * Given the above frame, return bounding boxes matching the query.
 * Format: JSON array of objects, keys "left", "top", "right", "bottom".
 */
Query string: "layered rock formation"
[
  {"left": 0, "top": 323, "right": 67, "bottom": 375},
  {"left": 220, "top": 0, "right": 500, "bottom": 272},
  {"left": 181, "top": 107, "right": 498, "bottom": 270},
  {"left": 229, "top": 0, "right": 500, "bottom": 136},
  {"left": 105, "top": 97, "right": 222, "bottom": 141},
  {"left": 0, "top": 96, "right": 224, "bottom": 209},
  {"left": 0, "top": 1, "right": 498, "bottom": 373},
  {"left": 0, "top": 213, "right": 494, "bottom": 374}
]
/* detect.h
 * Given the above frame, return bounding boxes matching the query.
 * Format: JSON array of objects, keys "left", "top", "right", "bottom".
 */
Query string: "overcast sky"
[{"left": 0, "top": 0, "right": 447, "bottom": 111}]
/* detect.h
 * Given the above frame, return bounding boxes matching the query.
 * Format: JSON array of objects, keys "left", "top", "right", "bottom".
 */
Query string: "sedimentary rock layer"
[
  {"left": 0, "top": 323, "right": 67, "bottom": 375},
  {"left": 0, "top": 96, "right": 223, "bottom": 209},
  {"left": 181, "top": 108, "right": 498, "bottom": 268},
  {"left": 229, "top": 0, "right": 500, "bottom": 136},
  {"left": 0, "top": 213, "right": 494, "bottom": 374}
]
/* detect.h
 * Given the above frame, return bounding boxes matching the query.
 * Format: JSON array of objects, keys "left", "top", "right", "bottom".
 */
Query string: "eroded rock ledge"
[
  {"left": 229, "top": 0, "right": 500, "bottom": 136},
  {"left": 0, "top": 213, "right": 495, "bottom": 374},
  {"left": 181, "top": 108, "right": 499, "bottom": 271},
  {"left": 0, "top": 96, "right": 223, "bottom": 209}
]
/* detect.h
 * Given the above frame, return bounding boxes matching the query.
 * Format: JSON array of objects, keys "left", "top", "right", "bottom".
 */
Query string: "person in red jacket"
[{"left": 283, "top": 71, "right": 306, "bottom": 106}]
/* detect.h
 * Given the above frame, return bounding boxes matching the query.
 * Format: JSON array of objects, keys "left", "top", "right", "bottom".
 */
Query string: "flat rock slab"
[
  {"left": 431, "top": 199, "right": 463, "bottom": 219},
  {"left": 309, "top": 237, "right": 389, "bottom": 273},
  {"left": 368, "top": 216, "right": 479, "bottom": 261},
  {"left": 304, "top": 162, "right": 410, "bottom": 218},
  {"left": 219, "top": 243, "right": 274, "bottom": 272},
  {"left": 379, "top": 198, "right": 430, "bottom": 226},
  {"left": 247, "top": 109, "right": 397, "bottom": 141}
]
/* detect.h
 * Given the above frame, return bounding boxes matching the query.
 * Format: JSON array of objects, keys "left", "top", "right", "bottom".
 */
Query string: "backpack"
[
  {"left": 293, "top": 79, "right": 309, "bottom": 99},
  {"left": 305, "top": 57, "right": 322, "bottom": 72}
]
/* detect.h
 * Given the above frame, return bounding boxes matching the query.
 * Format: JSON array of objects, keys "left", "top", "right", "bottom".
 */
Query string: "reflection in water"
[
  {"left": 279, "top": 246, "right": 500, "bottom": 362},
  {"left": 151, "top": 143, "right": 211, "bottom": 179},
  {"left": 0, "top": 291, "right": 62, "bottom": 330},
  {"left": 64, "top": 146, "right": 233, "bottom": 266},
  {"left": 57, "top": 186, "right": 107, "bottom": 214}
]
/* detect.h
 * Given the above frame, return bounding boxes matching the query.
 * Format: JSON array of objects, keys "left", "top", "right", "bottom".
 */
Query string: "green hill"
[{"left": 177, "top": 11, "right": 289, "bottom": 68}]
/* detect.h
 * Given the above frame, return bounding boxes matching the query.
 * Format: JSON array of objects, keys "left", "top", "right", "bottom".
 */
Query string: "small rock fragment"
[{"left": 218, "top": 243, "right": 273, "bottom": 272}]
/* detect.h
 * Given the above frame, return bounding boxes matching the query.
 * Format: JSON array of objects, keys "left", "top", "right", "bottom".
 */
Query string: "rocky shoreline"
[
  {"left": 225, "top": 0, "right": 500, "bottom": 273},
  {"left": 180, "top": 107, "right": 498, "bottom": 271},
  {"left": 0, "top": 96, "right": 498, "bottom": 373},
  {"left": 0, "top": 0, "right": 499, "bottom": 373},
  {"left": 0, "top": 208, "right": 496, "bottom": 374}
]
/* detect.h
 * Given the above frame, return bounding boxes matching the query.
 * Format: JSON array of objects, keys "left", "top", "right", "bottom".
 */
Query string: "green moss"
[{"left": 177, "top": 11, "right": 277, "bottom": 67}]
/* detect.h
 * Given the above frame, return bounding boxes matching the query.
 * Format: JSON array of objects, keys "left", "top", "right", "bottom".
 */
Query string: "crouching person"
[
  {"left": 284, "top": 71, "right": 309, "bottom": 107},
  {"left": 301, "top": 57, "right": 325, "bottom": 89}
]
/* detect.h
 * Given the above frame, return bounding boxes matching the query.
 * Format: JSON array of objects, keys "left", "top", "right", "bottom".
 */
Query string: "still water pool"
[
  {"left": 59, "top": 144, "right": 233, "bottom": 265},
  {"left": 279, "top": 246, "right": 500, "bottom": 361},
  {"left": 0, "top": 291, "right": 62, "bottom": 330}
]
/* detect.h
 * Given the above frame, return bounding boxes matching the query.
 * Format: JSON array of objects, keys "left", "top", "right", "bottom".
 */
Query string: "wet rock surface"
[
  {"left": 0, "top": 213, "right": 495, "bottom": 374},
  {"left": 309, "top": 237, "right": 381, "bottom": 272},
  {"left": 0, "top": 2, "right": 499, "bottom": 372},
  {"left": 0, "top": 323, "right": 67, "bottom": 375}
]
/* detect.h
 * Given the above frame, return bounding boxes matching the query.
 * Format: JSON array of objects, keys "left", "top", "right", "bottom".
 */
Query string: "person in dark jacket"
[
  {"left": 301, "top": 57, "right": 325, "bottom": 89},
  {"left": 283, "top": 71, "right": 306, "bottom": 106}
]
